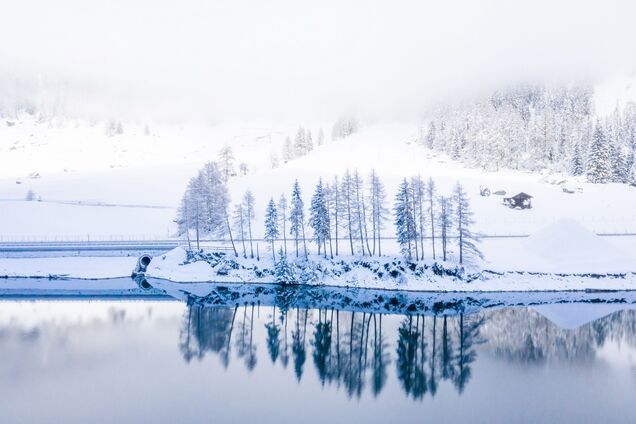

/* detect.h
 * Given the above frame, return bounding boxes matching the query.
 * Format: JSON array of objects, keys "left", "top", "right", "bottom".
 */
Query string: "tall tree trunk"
[
  {"left": 226, "top": 215, "right": 238, "bottom": 257},
  {"left": 334, "top": 183, "right": 339, "bottom": 256},
  {"left": 411, "top": 189, "right": 419, "bottom": 261},
  {"left": 301, "top": 222, "right": 308, "bottom": 258},
  {"left": 418, "top": 189, "right": 425, "bottom": 260},
  {"left": 248, "top": 215, "right": 254, "bottom": 258},
  {"left": 362, "top": 196, "right": 372, "bottom": 256},
  {"left": 430, "top": 199, "right": 436, "bottom": 260}
]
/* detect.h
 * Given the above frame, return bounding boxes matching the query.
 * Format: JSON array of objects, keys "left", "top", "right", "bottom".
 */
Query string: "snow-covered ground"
[
  {"left": 2, "top": 116, "right": 636, "bottom": 243},
  {"left": 0, "top": 256, "right": 137, "bottom": 279}
]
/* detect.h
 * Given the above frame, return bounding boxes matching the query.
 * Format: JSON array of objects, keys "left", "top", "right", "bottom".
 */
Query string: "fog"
[{"left": 1, "top": 0, "right": 635, "bottom": 121}]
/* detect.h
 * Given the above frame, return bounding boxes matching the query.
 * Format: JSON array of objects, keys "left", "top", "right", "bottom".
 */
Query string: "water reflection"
[{"left": 179, "top": 303, "right": 636, "bottom": 399}]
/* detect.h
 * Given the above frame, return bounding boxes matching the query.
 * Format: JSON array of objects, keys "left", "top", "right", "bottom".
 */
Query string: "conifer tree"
[
  {"left": 438, "top": 196, "right": 453, "bottom": 262},
  {"left": 275, "top": 248, "right": 296, "bottom": 284},
  {"left": 587, "top": 122, "right": 612, "bottom": 183},
  {"left": 278, "top": 194, "right": 288, "bottom": 254},
  {"left": 264, "top": 198, "right": 279, "bottom": 261},
  {"left": 218, "top": 145, "right": 236, "bottom": 182},
  {"left": 453, "top": 182, "right": 483, "bottom": 264},
  {"left": 394, "top": 179, "right": 416, "bottom": 259},
  {"left": 427, "top": 178, "right": 437, "bottom": 260},
  {"left": 242, "top": 191, "right": 256, "bottom": 258},
  {"left": 290, "top": 180, "right": 307, "bottom": 257},
  {"left": 309, "top": 179, "right": 330, "bottom": 257}
]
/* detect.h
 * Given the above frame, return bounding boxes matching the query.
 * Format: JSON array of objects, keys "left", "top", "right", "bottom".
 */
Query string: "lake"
[{"left": 0, "top": 295, "right": 635, "bottom": 423}]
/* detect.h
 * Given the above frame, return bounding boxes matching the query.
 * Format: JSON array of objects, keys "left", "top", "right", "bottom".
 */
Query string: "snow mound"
[{"left": 522, "top": 219, "right": 634, "bottom": 274}]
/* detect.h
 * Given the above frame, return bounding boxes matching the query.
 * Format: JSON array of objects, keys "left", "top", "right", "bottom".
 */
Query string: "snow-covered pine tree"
[
  {"left": 309, "top": 179, "right": 330, "bottom": 257},
  {"left": 427, "top": 177, "right": 437, "bottom": 260},
  {"left": 340, "top": 170, "right": 358, "bottom": 255},
  {"left": 587, "top": 121, "right": 613, "bottom": 183},
  {"left": 176, "top": 162, "right": 236, "bottom": 255},
  {"left": 278, "top": 194, "right": 288, "bottom": 255},
  {"left": 218, "top": 145, "right": 236, "bottom": 182},
  {"left": 242, "top": 190, "right": 256, "bottom": 258},
  {"left": 289, "top": 180, "right": 307, "bottom": 257},
  {"left": 453, "top": 182, "right": 483, "bottom": 264},
  {"left": 368, "top": 169, "right": 388, "bottom": 256},
  {"left": 438, "top": 195, "right": 453, "bottom": 262},
  {"left": 352, "top": 170, "right": 368, "bottom": 256},
  {"left": 294, "top": 127, "right": 307, "bottom": 157},
  {"left": 306, "top": 130, "right": 314, "bottom": 153},
  {"left": 264, "top": 198, "right": 279, "bottom": 261},
  {"left": 275, "top": 248, "right": 296, "bottom": 284},
  {"left": 317, "top": 128, "right": 324, "bottom": 146},
  {"left": 283, "top": 136, "right": 294, "bottom": 162},
  {"left": 394, "top": 179, "right": 416, "bottom": 259},
  {"left": 570, "top": 142, "right": 585, "bottom": 176},
  {"left": 629, "top": 159, "right": 636, "bottom": 186},
  {"left": 426, "top": 121, "right": 436, "bottom": 149}
]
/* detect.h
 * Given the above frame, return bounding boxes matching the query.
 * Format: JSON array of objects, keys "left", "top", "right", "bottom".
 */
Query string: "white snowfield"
[
  {"left": 1, "top": 116, "right": 636, "bottom": 242},
  {"left": 0, "top": 257, "right": 137, "bottom": 279}
]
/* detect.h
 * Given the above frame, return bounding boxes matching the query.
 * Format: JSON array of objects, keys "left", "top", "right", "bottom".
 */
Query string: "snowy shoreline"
[{"left": 144, "top": 246, "right": 636, "bottom": 292}]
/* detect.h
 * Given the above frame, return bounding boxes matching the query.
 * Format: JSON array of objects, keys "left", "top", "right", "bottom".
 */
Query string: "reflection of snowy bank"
[{"left": 148, "top": 279, "right": 636, "bottom": 317}]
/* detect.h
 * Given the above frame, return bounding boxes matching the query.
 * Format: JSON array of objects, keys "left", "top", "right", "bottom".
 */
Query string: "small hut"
[{"left": 503, "top": 192, "right": 532, "bottom": 209}]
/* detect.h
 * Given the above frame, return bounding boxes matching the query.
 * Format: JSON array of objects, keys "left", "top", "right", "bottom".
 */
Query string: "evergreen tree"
[
  {"left": 452, "top": 182, "right": 483, "bottom": 264},
  {"left": 570, "top": 142, "right": 585, "bottom": 176},
  {"left": 290, "top": 180, "right": 308, "bottom": 257},
  {"left": 242, "top": 191, "right": 256, "bottom": 258},
  {"left": 278, "top": 194, "right": 288, "bottom": 254},
  {"left": 275, "top": 248, "right": 296, "bottom": 284},
  {"left": 369, "top": 170, "right": 388, "bottom": 256},
  {"left": 438, "top": 196, "right": 453, "bottom": 261},
  {"left": 309, "top": 179, "right": 330, "bottom": 257},
  {"left": 426, "top": 121, "right": 436, "bottom": 149},
  {"left": 394, "top": 179, "right": 416, "bottom": 259},
  {"left": 283, "top": 136, "right": 294, "bottom": 162},
  {"left": 427, "top": 178, "right": 437, "bottom": 260},
  {"left": 294, "top": 127, "right": 307, "bottom": 157},
  {"left": 587, "top": 121, "right": 612, "bottom": 183},
  {"left": 340, "top": 170, "right": 358, "bottom": 255},
  {"left": 264, "top": 198, "right": 279, "bottom": 261},
  {"left": 218, "top": 145, "right": 236, "bottom": 182},
  {"left": 317, "top": 128, "right": 324, "bottom": 146}
]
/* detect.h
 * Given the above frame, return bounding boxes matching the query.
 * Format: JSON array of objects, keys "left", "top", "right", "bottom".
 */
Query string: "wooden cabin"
[{"left": 503, "top": 192, "right": 532, "bottom": 209}]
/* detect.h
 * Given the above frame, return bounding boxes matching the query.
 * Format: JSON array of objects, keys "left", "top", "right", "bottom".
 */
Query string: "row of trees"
[
  {"left": 180, "top": 305, "right": 483, "bottom": 398},
  {"left": 420, "top": 84, "right": 636, "bottom": 185},
  {"left": 281, "top": 117, "right": 359, "bottom": 165},
  {"left": 176, "top": 163, "right": 482, "bottom": 264}
]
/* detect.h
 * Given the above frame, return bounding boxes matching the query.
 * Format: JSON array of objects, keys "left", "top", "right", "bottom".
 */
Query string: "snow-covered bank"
[
  {"left": 145, "top": 246, "right": 636, "bottom": 292},
  {"left": 0, "top": 257, "right": 137, "bottom": 279}
]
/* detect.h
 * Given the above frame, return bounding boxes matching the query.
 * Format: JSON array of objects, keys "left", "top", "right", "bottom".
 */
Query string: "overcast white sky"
[{"left": 1, "top": 0, "right": 635, "bottom": 121}]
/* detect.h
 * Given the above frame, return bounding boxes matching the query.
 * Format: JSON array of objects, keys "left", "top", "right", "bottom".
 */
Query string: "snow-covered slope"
[{"left": 1, "top": 115, "right": 636, "bottom": 264}]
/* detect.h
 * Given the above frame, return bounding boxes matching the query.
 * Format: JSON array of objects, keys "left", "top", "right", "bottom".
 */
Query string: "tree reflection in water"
[{"left": 178, "top": 303, "right": 636, "bottom": 400}]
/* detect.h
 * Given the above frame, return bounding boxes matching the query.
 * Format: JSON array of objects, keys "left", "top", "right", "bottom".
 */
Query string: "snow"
[
  {"left": 485, "top": 218, "right": 636, "bottom": 274},
  {"left": 2, "top": 116, "right": 636, "bottom": 243},
  {"left": 0, "top": 257, "right": 137, "bottom": 279},
  {"left": 144, "top": 245, "right": 636, "bottom": 292}
]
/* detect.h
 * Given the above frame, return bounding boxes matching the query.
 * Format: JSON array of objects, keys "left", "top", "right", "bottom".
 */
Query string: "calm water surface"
[{"left": 0, "top": 299, "right": 635, "bottom": 423}]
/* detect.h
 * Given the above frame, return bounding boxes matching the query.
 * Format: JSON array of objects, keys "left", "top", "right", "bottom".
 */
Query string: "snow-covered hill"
[{"left": 1, "top": 107, "right": 636, "bottom": 269}]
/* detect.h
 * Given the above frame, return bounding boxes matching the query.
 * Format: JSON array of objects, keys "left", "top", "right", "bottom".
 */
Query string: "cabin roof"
[{"left": 511, "top": 192, "right": 532, "bottom": 200}]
